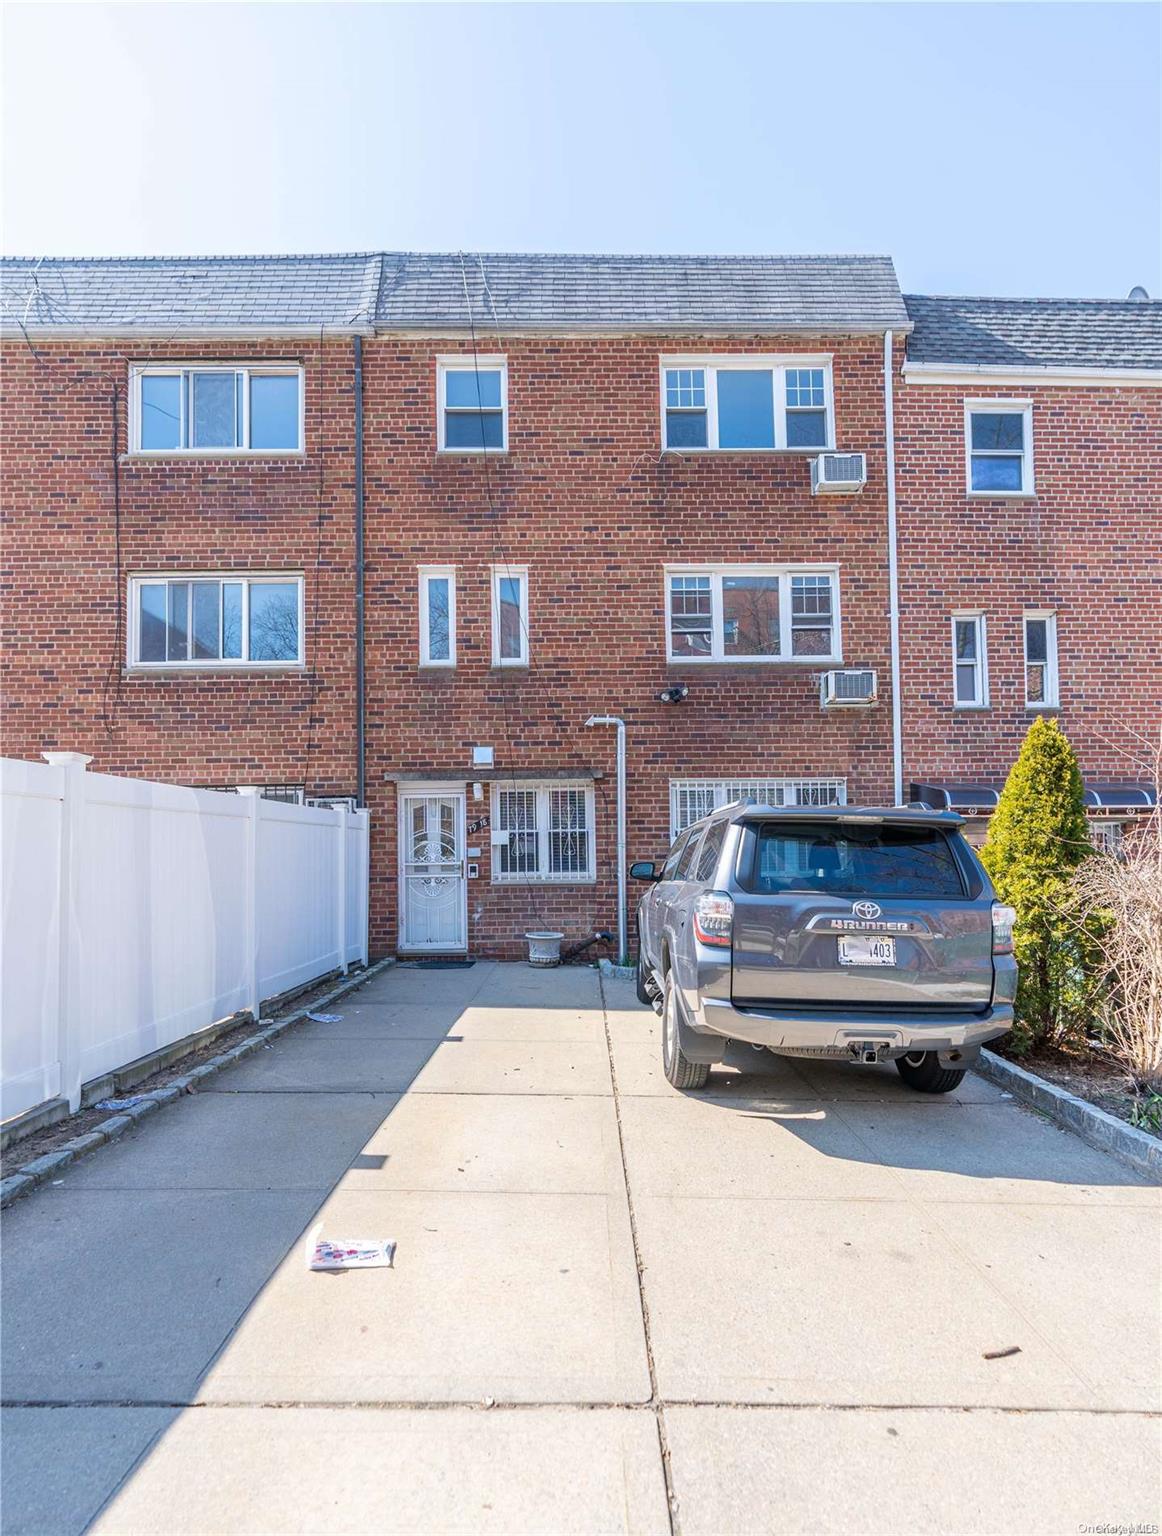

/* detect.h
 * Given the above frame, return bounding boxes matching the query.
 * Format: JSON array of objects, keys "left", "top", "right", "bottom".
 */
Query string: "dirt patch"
[
  {"left": 999, "top": 1042, "right": 1161, "bottom": 1137},
  {"left": 1, "top": 970, "right": 375, "bottom": 1178}
]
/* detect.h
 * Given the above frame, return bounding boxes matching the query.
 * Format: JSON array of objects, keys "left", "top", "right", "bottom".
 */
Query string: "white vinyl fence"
[{"left": 1, "top": 753, "right": 369, "bottom": 1120}]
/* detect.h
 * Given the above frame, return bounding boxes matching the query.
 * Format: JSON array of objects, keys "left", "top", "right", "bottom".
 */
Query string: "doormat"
[{"left": 402, "top": 959, "right": 476, "bottom": 970}]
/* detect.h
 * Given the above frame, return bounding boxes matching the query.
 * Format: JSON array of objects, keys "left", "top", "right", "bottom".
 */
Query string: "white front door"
[{"left": 399, "top": 790, "right": 467, "bottom": 951}]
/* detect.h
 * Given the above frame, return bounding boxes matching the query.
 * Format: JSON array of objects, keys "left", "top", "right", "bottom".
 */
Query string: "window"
[
  {"left": 670, "top": 778, "right": 846, "bottom": 840},
  {"left": 1023, "top": 611, "right": 1058, "bottom": 708},
  {"left": 966, "top": 402, "right": 1033, "bottom": 495},
  {"left": 132, "top": 366, "right": 302, "bottom": 453},
  {"left": 491, "top": 565, "right": 528, "bottom": 666},
  {"left": 419, "top": 567, "right": 456, "bottom": 667},
  {"left": 665, "top": 567, "right": 840, "bottom": 663},
  {"left": 751, "top": 822, "right": 966, "bottom": 899},
  {"left": 694, "top": 820, "right": 727, "bottom": 883},
  {"left": 661, "top": 830, "right": 691, "bottom": 880},
  {"left": 129, "top": 575, "right": 303, "bottom": 667},
  {"left": 674, "top": 830, "right": 704, "bottom": 881},
  {"left": 491, "top": 782, "right": 595, "bottom": 883},
  {"left": 1090, "top": 821, "right": 1125, "bottom": 856},
  {"left": 438, "top": 359, "right": 507, "bottom": 451},
  {"left": 952, "top": 613, "right": 988, "bottom": 707},
  {"left": 661, "top": 358, "right": 833, "bottom": 451}
]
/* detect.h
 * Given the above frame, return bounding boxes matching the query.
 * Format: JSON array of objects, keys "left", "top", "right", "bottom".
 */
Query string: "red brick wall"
[
  {"left": 894, "top": 378, "right": 1162, "bottom": 794},
  {"left": 363, "top": 332, "right": 899, "bottom": 957},
  {"left": 1, "top": 337, "right": 359, "bottom": 798}
]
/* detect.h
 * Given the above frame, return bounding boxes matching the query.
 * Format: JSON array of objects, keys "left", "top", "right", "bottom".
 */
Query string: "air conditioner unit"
[
  {"left": 820, "top": 668, "right": 877, "bottom": 708},
  {"left": 811, "top": 452, "right": 867, "bottom": 494}
]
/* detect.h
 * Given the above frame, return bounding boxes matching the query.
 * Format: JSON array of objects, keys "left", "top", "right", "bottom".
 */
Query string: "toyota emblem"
[{"left": 852, "top": 900, "right": 882, "bottom": 920}]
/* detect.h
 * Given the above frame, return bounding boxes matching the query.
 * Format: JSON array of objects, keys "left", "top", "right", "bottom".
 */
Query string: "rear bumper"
[{"left": 695, "top": 995, "right": 1013, "bottom": 1059}]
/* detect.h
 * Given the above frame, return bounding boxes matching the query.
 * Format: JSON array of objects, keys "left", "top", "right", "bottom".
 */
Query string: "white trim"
[
  {"left": 491, "top": 563, "right": 529, "bottom": 667},
  {"left": 951, "top": 610, "right": 989, "bottom": 708},
  {"left": 663, "top": 563, "right": 842, "bottom": 665},
  {"left": 129, "top": 364, "right": 304, "bottom": 455},
  {"left": 418, "top": 565, "right": 457, "bottom": 668},
  {"left": 1023, "top": 609, "right": 1059, "bottom": 709},
  {"left": 904, "top": 361, "right": 1162, "bottom": 389},
  {"left": 126, "top": 572, "right": 305, "bottom": 669},
  {"left": 490, "top": 781, "right": 597, "bottom": 885},
  {"left": 436, "top": 356, "right": 508, "bottom": 453},
  {"left": 964, "top": 399, "right": 1034, "bottom": 497},
  {"left": 658, "top": 354, "right": 835, "bottom": 453}
]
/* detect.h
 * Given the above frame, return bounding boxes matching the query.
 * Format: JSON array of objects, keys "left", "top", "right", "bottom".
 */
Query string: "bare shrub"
[{"left": 1070, "top": 736, "right": 1162, "bottom": 1092}]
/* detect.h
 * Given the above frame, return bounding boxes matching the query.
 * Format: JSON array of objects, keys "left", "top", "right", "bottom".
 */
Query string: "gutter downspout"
[
  {"left": 584, "top": 715, "right": 627, "bottom": 962},
  {"left": 354, "top": 336, "right": 366, "bottom": 808},
  {"left": 883, "top": 329, "right": 904, "bottom": 806}
]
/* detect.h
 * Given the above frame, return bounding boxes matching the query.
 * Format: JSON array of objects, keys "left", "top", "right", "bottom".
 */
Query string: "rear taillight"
[
  {"left": 991, "top": 903, "right": 1016, "bottom": 955},
  {"left": 693, "top": 890, "right": 734, "bottom": 948}
]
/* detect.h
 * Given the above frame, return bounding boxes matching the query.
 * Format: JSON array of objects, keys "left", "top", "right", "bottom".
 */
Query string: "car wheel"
[
  {"left": 895, "top": 1051, "right": 966, "bottom": 1095},
  {"left": 662, "top": 972, "right": 710, "bottom": 1091},
  {"left": 635, "top": 921, "right": 655, "bottom": 1006}
]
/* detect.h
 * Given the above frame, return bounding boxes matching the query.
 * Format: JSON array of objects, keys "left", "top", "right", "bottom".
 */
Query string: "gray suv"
[{"left": 631, "top": 804, "right": 1017, "bottom": 1094}]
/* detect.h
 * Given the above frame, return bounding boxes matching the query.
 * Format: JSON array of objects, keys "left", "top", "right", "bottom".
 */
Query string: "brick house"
[{"left": 2, "top": 254, "right": 1158, "bottom": 958}]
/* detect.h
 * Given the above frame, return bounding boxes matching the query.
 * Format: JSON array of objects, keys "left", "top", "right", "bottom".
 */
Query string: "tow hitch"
[{"left": 849, "top": 1041, "right": 888, "bottom": 1065}]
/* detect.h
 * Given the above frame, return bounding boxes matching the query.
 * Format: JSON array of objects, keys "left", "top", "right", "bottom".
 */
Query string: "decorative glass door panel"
[{"left": 399, "top": 792, "right": 466, "bottom": 950}]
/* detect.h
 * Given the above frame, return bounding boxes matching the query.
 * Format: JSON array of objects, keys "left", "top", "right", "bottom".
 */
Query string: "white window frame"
[
  {"left": 437, "top": 356, "right": 508, "bottom": 453},
  {"left": 491, "top": 563, "right": 529, "bottom": 667},
  {"left": 664, "top": 564, "right": 842, "bottom": 664},
  {"left": 1023, "top": 609, "right": 1059, "bottom": 708},
  {"left": 659, "top": 355, "right": 835, "bottom": 453},
  {"left": 669, "top": 777, "right": 847, "bottom": 841},
  {"left": 127, "top": 572, "right": 305, "bottom": 669},
  {"left": 129, "top": 364, "right": 305, "bottom": 455},
  {"left": 490, "top": 781, "right": 596, "bottom": 885},
  {"left": 951, "top": 611, "right": 989, "bottom": 708},
  {"left": 964, "top": 399, "right": 1034, "bottom": 497},
  {"left": 418, "top": 565, "right": 457, "bottom": 668}
]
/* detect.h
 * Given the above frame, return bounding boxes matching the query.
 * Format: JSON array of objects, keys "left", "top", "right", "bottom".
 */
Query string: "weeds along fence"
[{"left": 1, "top": 753, "right": 369, "bottom": 1120}]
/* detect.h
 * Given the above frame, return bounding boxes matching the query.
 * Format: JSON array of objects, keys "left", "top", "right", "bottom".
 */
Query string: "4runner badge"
[{"left": 852, "top": 900, "right": 882, "bottom": 920}]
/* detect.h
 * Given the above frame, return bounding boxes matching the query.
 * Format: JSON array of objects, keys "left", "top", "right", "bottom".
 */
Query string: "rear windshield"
[{"left": 752, "top": 823, "right": 966, "bottom": 898}]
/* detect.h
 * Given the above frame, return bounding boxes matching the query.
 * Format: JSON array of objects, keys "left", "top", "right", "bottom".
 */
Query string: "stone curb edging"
[
  {"left": 0, "top": 958, "right": 397, "bottom": 1210},
  {"left": 975, "top": 1047, "right": 1162, "bottom": 1182},
  {"left": 598, "top": 958, "right": 636, "bottom": 982}
]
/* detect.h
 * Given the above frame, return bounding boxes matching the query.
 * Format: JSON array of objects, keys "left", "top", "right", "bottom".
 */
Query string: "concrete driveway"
[{"left": 2, "top": 961, "right": 1159, "bottom": 1534}]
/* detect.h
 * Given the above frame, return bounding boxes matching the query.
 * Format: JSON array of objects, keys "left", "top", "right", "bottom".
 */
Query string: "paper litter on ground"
[
  {"left": 306, "top": 1012, "right": 343, "bottom": 1023},
  {"left": 94, "top": 1096, "right": 151, "bottom": 1111},
  {"left": 309, "top": 1237, "right": 396, "bottom": 1270}
]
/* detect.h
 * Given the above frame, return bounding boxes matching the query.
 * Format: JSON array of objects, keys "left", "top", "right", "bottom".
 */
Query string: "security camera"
[{"left": 658, "top": 684, "right": 689, "bottom": 705}]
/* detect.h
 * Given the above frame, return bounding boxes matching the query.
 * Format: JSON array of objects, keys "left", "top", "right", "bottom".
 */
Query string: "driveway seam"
[{"left": 598, "top": 972, "right": 680, "bottom": 1536}]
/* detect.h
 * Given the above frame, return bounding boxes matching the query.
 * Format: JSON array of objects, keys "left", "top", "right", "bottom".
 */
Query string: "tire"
[
  {"left": 895, "top": 1051, "right": 966, "bottom": 1095},
  {"left": 635, "top": 922, "right": 655, "bottom": 1006},
  {"left": 661, "top": 972, "right": 710, "bottom": 1091}
]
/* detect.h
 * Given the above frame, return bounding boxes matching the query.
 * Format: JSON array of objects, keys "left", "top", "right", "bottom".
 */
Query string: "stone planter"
[{"left": 525, "top": 931, "right": 565, "bottom": 967}]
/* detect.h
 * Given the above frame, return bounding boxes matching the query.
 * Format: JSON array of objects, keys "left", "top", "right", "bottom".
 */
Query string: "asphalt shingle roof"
[
  {"left": 0, "top": 254, "right": 382, "bottom": 334},
  {"left": 374, "top": 252, "right": 909, "bottom": 332},
  {"left": 904, "top": 293, "right": 1162, "bottom": 372},
  {"left": 0, "top": 251, "right": 909, "bottom": 335}
]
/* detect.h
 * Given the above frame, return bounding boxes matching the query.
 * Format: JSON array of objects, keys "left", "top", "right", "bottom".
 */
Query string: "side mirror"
[{"left": 630, "top": 860, "right": 659, "bottom": 882}]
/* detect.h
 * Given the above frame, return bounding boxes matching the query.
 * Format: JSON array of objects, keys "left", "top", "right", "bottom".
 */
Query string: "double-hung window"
[
  {"left": 491, "top": 782, "right": 595, "bottom": 883},
  {"left": 965, "top": 401, "right": 1033, "bottom": 494},
  {"left": 129, "top": 574, "right": 304, "bottom": 667},
  {"left": 952, "top": 612, "right": 988, "bottom": 707},
  {"left": 418, "top": 567, "right": 456, "bottom": 667},
  {"left": 665, "top": 566, "right": 841, "bottom": 663},
  {"left": 438, "top": 359, "right": 507, "bottom": 451},
  {"left": 491, "top": 564, "right": 528, "bottom": 666},
  {"left": 132, "top": 366, "right": 302, "bottom": 453},
  {"left": 1023, "top": 611, "right": 1059, "bottom": 708},
  {"left": 661, "top": 358, "right": 833, "bottom": 451}
]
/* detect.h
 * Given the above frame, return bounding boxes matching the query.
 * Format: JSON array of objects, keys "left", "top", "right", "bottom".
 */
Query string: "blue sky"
[{"left": 3, "top": 2, "right": 1159, "bottom": 297}]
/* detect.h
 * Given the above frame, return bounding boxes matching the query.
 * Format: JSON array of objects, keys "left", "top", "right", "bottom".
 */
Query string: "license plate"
[{"left": 838, "top": 935, "right": 896, "bottom": 966}]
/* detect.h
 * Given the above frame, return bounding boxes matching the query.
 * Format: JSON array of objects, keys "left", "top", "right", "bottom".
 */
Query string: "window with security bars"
[
  {"left": 669, "top": 778, "right": 847, "bottom": 840},
  {"left": 203, "top": 783, "right": 306, "bottom": 804},
  {"left": 491, "top": 782, "right": 596, "bottom": 883}
]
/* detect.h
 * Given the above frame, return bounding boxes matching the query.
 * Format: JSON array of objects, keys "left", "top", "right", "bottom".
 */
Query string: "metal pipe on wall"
[{"left": 584, "top": 714, "right": 627, "bottom": 961}]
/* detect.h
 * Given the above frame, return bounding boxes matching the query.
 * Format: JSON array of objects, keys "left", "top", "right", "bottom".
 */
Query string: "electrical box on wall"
[
  {"left": 467, "top": 862, "right": 480, "bottom": 879},
  {"left": 472, "top": 746, "right": 494, "bottom": 767}
]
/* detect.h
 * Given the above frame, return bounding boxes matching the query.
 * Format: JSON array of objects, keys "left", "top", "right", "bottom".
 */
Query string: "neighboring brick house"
[
  {"left": 895, "top": 295, "right": 1162, "bottom": 848},
  {"left": 2, "top": 254, "right": 1159, "bottom": 958}
]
